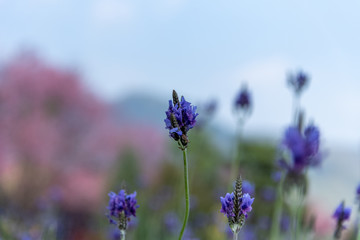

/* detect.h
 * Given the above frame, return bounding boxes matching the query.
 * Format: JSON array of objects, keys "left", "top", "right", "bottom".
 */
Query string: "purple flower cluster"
[
  {"left": 220, "top": 193, "right": 254, "bottom": 219},
  {"left": 235, "top": 85, "right": 251, "bottom": 111},
  {"left": 287, "top": 70, "right": 309, "bottom": 94},
  {"left": 333, "top": 201, "right": 351, "bottom": 238},
  {"left": 107, "top": 190, "right": 139, "bottom": 225},
  {"left": 164, "top": 90, "right": 198, "bottom": 147},
  {"left": 279, "top": 124, "right": 321, "bottom": 174},
  {"left": 333, "top": 202, "right": 351, "bottom": 222},
  {"left": 220, "top": 193, "right": 235, "bottom": 218}
]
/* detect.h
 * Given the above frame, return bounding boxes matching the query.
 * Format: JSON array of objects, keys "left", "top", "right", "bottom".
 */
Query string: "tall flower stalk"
[
  {"left": 271, "top": 70, "right": 319, "bottom": 240},
  {"left": 164, "top": 90, "right": 198, "bottom": 240},
  {"left": 220, "top": 176, "right": 254, "bottom": 240},
  {"left": 230, "top": 84, "right": 252, "bottom": 187},
  {"left": 332, "top": 201, "right": 351, "bottom": 239}
]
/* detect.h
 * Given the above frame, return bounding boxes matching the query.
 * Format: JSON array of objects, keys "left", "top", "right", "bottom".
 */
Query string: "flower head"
[
  {"left": 107, "top": 189, "right": 139, "bottom": 230},
  {"left": 220, "top": 177, "right": 254, "bottom": 235},
  {"left": 164, "top": 90, "right": 198, "bottom": 148},
  {"left": 333, "top": 202, "right": 351, "bottom": 221},
  {"left": 333, "top": 201, "right": 351, "bottom": 239},
  {"left": 280, "top": 124, "right": 321, "bottom": 175},
  {"left": 235, "top": 85, "right": 252, "bottom": 111},
  {"left": 287, "top": 70, "right": 309, "bottom": 95}
]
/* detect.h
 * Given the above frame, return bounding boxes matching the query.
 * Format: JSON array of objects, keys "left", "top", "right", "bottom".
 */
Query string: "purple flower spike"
[
  {"left": 280, "top": 124, "right": 322, "bottom": 175},
  {"left": 287, "top": 70, "right": 309, "bottom": 95},
  {"left": 220, "top": 177, "right": 254, "bottom": 234},
  {"left": 235, "top": 85, "right": 252, "bottom": 111},
  {"left": 106, "top": 189, "right": 139, "bottom": 230},
  {"left": 165, "top": 90, "right": 198, "bottom": 148},
  {"left": 333, "top": 202, "right": 351, "bottom": 221},
  {"left": 333, "top": 201, "right": 351, "bottom": 239}
]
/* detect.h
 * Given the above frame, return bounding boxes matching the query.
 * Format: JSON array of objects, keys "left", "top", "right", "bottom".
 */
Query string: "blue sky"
[{"left": 1, "top": 0, "right": 360, "bottom": 146}]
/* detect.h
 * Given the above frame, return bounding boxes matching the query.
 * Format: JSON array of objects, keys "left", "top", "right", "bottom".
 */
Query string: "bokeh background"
[{"left": 0, "top": 0, "right": 359, "bottom": 239}]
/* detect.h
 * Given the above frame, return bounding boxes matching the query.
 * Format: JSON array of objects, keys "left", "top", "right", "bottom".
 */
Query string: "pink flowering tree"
[{"left": 0, "top": 53, "right": 121, "bottom": 213}]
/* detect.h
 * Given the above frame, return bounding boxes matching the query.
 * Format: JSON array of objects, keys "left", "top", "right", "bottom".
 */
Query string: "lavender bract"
[
  {"left": 164, "top": 90, "right": 198, "bottom": 148},
  {"left": 107, "top": 190, "right": 139, "bottom": 230}
]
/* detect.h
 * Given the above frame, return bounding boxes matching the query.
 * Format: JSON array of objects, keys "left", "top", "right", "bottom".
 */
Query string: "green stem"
[
  {"left": 357, "top": 208, "right": 360, "bottom": 240},
  {"left": 233, "top": 232, "right": 239, "bottom": 240},
  {"left": 269, "top": 174, "right": 285, "bottom": 240},
  {"left": 120, "top": 230, "right": 126, "bottom": 240},
  {"left": 178, "top": 148, "right": 190, "bottom": 240},
  {"left": 229, "top": 119, "right": 244, "bottom": 191}
]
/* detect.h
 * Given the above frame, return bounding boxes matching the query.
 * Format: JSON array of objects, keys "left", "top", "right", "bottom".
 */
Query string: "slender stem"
[
  {"left": 292, "top": 94, "right": 300, "bottom": 125},
  {"left": 233, "top": 232, "right": 239, "bottom": 240},
  {"left": 178, "top": 148, "right": 190, "bottom": 240},
  {"left": 357, "top": 207, "right": 360, "bottom": 240},
  {"left": 269, "top": 174, "right": 285, "bottom": 240},
  {"left": 291, "top": 208, "right": 298, "bottom": 240},
  {"left": 229, "top": 118, "right": 244, "bottom": 190},
  {"left": 120, "top": 230, "right": 126, "bottom": 240}
]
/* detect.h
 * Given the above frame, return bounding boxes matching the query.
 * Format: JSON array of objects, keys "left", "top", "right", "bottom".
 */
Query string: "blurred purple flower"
[
  {"left": 239, "top": 226, "right": 256, "bottom": 240},
  {"left": 287, "top": 70, "right": 309, "bottom": 95},
  {"left": 333, "top": 201, "right": 351, "bottom": 238},
  {"left": 280, "top": 215, "right": 290, "bottom": 232},
  {"left": 271, "top": 171, "right": 282, "bottom": 182},
  {"left": 280, "top": 124, "right": 321, "bottom": 174},
  {"left": 108, "top": 229, "right": 121, "bottom": 240},
  {"left": 164, "top": 212, "right": 180, "bottom": 234},
  {"left": 242, "top": 180, "right": 255, "bottom": 196},
  {"left": 333, "top": 202, "right": 351, "bottom": 222},
  {"left": 234, "top": 85, "right": 251, "bottom": 110},
  {"left": 107, "top": 190, "right": 139, "bottom": 225},
  {"left": 164, "top": 90, "right": 198, "bottom": 147},
  {"left": 261, "top": 186, "right": 276, "bottom": 202}
]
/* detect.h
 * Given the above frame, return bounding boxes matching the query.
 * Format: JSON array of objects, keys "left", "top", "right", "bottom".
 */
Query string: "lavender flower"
[
  {"left": 164, "top": 90, "right": 198, "bottom": 148},
  {"left": 107, "top": 189, "right": 139, "bottom": 231},
  {"left": 287, "top": 70, "right": 309, "bottom": 95},
  {"left": 333, "top": 201, "right": 351, "bottom": 239},
  {"left": 356, "top": 184, "right": 360, "bottom": 201},
  {"left": 220, "top": 193, "right": 235, "bottom": 218},
  {"left": 280, "top": 124, "right": 321, "bottom": 175},
  {"left": 220, "top": 177, "right": 254, "bottom": 235},
  {"left": 234, "top": 85, "right": 252, "bottom": 111}
]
